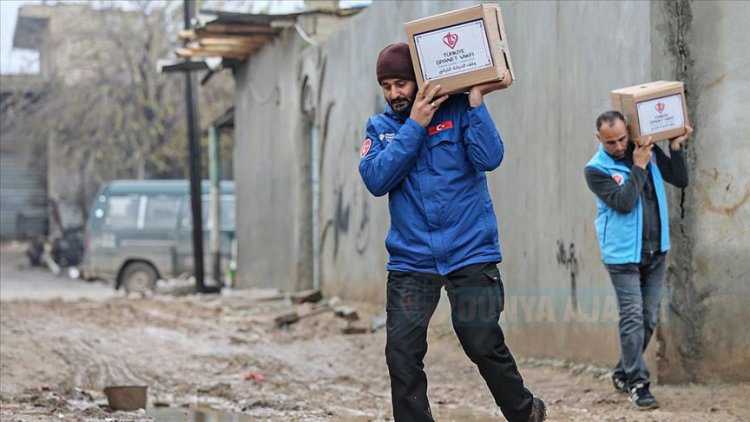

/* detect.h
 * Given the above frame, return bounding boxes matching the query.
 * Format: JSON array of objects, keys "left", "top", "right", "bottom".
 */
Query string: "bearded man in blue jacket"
[
  {"left": 584, "top": 110, "right": 692, "bottom": 410},
  {"left": 359, "top": 43, "right": 545, "bottom": 422}
]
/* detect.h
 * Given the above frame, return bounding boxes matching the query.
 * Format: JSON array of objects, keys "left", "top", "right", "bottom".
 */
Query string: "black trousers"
[{"left": 385, "top": 262, "right": 533, "bottom": 422}]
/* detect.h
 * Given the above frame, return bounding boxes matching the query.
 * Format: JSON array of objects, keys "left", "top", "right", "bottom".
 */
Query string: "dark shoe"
[
  {"left": 527, "top": 397, "right": 546, "bottom": 421},
  {"left": 628, "top": 383, "right": 659, "bottom": 410},
  {"left": 611, "top": 373, "right": 627, "bottom": 394}
]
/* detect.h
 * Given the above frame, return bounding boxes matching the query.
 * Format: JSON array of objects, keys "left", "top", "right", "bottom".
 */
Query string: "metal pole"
[
  {"left": 311, "top": 123, "right": 320, "bottom": 290},
  {"left": 208, "top": 124, "right": 221, "bottom": 284},
  {"left": 183, "top": 0, "right": 208, "bottom": 293}
]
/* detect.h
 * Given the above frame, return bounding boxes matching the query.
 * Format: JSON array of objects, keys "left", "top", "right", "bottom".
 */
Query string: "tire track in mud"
[
  {"left": 7, "top": 300, "right": 176, "bottom": 397},
  {"left": 40, "top": 322, "right": 147, "bottom": 392}
]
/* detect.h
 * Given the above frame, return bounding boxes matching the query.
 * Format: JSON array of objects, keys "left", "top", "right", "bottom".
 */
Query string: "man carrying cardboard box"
[
  {"left": 359, "top": 43, "right": 546, "bottom": 422},
  {"left": 584, "top": 110, "right": 692, "bottom": 410}
]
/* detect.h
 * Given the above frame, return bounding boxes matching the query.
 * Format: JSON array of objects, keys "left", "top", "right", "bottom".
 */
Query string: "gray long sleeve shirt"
[{"left": 584, "top": 142, "right": 689, "bottom": 254}]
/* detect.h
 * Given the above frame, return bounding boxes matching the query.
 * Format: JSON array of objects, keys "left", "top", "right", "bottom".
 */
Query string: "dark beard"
[{"left": 389, "top": 96, "right": 412, "bottom": 113}]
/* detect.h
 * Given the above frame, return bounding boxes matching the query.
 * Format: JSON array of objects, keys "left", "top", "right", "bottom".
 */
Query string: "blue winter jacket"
[
  {"left": 358, "top": 95, "right": 504, "bottom": 275},
  {"left": 586, "top": 145, "right": 670, "bottom": 264}
]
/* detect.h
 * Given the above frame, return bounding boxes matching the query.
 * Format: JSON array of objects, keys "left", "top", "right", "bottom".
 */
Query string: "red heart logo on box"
[
  {"left": 655, "top": 102, "right": 665, "bottom": 114},
  {"left": 443, "top": 32, "right": 459, "bottom": 49}
]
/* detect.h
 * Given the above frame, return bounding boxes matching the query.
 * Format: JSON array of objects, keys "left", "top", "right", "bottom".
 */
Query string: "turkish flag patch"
[
  {"left": 428, "top": 120, "right": 454, "bottom": 135},
  {"left": 359, "top": 138, "right": 372, "bottom": 158}
]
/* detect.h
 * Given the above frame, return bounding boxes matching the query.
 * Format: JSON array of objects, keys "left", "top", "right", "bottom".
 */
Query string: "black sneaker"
[
  {"left": 628, "top": 383, "right": 659, "bottom": 410},
  {"left": 611, "top": 373, "right": 627, "bottom": 394},
  {"left": 527, "top": 397, "right": 546, "bottom": 421}
]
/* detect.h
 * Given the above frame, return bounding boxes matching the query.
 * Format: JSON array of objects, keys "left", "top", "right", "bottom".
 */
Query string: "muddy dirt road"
[{"left": 1, "top": 248, "right": 748, "bottom": 421}]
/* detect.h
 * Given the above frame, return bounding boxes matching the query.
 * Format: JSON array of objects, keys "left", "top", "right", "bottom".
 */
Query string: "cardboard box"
[
  {"left": 610, "top": 81, "right": 689, "bottom": 143},
  {"left": 404, "top": 4, "right": 515, "bottom": 95}
]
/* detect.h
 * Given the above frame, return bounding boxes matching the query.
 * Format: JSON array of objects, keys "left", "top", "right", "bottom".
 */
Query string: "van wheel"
[{"left": 120, "top": 262, "right": 157, "bottom": 294}]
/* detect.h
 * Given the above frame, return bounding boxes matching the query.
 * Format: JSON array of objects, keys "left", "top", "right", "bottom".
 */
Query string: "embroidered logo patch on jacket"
[
  {"left": 428, "top": 120, "right": 454, "bottom": 135},
  {"left": 360, "top": 138, "right": 372, "bottom": 158},
  {"left": 379, "top": 132, "right": 395, "bottom": 142}
]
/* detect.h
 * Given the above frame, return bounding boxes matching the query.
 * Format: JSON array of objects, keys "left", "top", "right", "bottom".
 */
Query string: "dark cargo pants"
[{"left": 385, "top": 262, "right": 533, "bottom": 422}]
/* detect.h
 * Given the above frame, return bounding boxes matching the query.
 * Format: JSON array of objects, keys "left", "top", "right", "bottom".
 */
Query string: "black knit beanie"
[{"left": 376, "top": 43, "right": 416, "bottom": 83}]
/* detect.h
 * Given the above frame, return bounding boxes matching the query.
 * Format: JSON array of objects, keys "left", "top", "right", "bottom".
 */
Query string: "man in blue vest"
[
  {"left": 584, "top": 110, "right": 692, "bottom": 410},
  {"left": 359, "top": 43, "right": 545, "bottom": 422}
]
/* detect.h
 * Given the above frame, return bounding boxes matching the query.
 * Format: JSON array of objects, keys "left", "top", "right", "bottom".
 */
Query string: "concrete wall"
[
  {"left": 233, "top": 0, "right": 750, "bottom": 382},
  {"left": 234, "top": 31, "right": 313, "bottom": 292},
  {"left": 650, "top": 0, "right": 750, "bottom": 383},
  {"left": 467, "top": 0, "right": 654, "bottom": 367}
]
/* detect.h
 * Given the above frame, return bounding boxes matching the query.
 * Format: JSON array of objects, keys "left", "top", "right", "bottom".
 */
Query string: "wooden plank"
[
  {"left": 181, "top": 28, "right": 274, "bottom": 41},
  {"left": 197, "top": 35, "right": 271, "bottom": 45},
  {"left": 175, "top": 47, "right": 257, "bottom": 59},
  {"left": 197, "top": 37, "right": 269, "bottom": 48},
  {"left": 178, "top": 29, "right": 196, "bottom": 40},
  {"left": 290, "top": 289, "right": 323, "bottom": 304},
  {"left": 201, "top": 23, "right": 278, "bottom": 35},
  {"left": 186, "top": 41, "right": 259, "bottom": 53}
]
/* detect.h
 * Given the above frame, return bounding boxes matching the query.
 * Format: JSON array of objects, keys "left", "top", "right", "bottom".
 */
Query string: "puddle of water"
[{"left": 148, "top": 406, "right": 256, "bottom": 422}]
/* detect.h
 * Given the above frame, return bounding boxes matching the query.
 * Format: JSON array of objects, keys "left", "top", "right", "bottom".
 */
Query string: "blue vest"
[{"left": 586, "top": 145, "right": 670, "bottom": 264}]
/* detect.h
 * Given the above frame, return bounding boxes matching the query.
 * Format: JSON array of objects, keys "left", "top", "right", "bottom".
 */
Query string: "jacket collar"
[
  {"left": 597, "top": 144, "right": 630, "bottom": 170},
  {"left": 384, "top": 103, "right": 411, "bottom": 123}
]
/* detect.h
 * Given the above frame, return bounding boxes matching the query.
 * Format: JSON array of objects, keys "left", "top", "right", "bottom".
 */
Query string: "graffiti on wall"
[
  {"left": 319, "top": 118, "right": 372, "bottom": 261},
  {"left": 556, "top": 240, "right": 579, "bottom": 310}
]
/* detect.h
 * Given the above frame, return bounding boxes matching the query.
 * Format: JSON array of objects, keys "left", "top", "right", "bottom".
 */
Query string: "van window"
[
  {"left": 105, "top": 195, "right": 140, "bottom": 229},
  {"left": 208, "top": 197, "right": 236, "bottom": 230},
  {"left": 181, "top": 196, "right": 235, "bottom": 231},
  {"left": 143, "top": 195, "right": 181, "bottom": 229}
]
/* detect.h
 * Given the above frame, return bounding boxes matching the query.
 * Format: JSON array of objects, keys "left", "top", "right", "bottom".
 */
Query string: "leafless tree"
[{"left": 3, "top": 1, "right": 234, "bottom": 224}]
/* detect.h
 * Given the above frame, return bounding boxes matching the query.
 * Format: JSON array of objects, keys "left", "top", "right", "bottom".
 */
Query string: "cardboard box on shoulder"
[
  {"left": 610, "top": 81, "right": 689, "bottom": 144},
  {"left": 404, "top": 4, "right": 515, "bottom": 96}
]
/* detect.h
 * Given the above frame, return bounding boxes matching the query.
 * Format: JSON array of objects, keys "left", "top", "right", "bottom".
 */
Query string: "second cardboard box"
[{"left": 610, "top": 81, "right": 689, "bottom": 144}]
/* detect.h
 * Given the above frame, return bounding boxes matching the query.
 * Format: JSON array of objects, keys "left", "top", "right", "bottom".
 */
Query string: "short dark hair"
[{"left": 596, "top": 110, "right": 626, "bottom": 131}]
